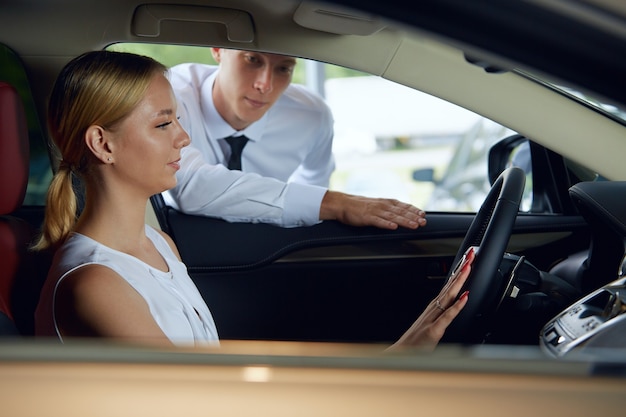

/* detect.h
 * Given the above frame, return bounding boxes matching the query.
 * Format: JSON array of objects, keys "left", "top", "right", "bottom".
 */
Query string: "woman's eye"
[{"left": 156, "top": 121, "right": 173, "bottom": 129}]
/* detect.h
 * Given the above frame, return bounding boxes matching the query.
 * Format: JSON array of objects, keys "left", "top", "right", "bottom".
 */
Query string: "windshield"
[{"left": 521, "top": 70, "right": 626, "bottom": 125}]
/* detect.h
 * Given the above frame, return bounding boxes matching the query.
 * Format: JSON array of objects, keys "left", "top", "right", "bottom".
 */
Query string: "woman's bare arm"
[{"left": 55, "top": 264, "right": 173, "bottom": 346}]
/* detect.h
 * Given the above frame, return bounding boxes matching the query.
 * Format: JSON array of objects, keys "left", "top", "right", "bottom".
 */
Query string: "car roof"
[{"left": 3, "top": 0, "right": 625, "bottom": 100}]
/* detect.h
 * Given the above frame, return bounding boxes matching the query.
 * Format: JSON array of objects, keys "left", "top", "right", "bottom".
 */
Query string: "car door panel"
[{"left": 162, "top": 208, "right": 590, "bottom": 342}]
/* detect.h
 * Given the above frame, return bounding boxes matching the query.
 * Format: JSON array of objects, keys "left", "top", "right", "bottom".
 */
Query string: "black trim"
[{"left": 165, "top": 208, "right": 588, "bottom": 272}]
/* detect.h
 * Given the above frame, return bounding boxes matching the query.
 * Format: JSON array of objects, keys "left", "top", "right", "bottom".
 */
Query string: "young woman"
[{"left": 34, "top": 50, "right": 471, "bottom": 348}]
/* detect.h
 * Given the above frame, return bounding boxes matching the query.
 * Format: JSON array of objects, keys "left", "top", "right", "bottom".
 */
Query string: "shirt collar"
[{"left": 200, "top": 69, "right": 268, "bottom": 143}]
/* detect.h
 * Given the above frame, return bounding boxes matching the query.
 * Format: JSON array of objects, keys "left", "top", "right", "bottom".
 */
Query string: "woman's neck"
[{"left": 74, "top": 184, "right": 152, "bottom": 252}]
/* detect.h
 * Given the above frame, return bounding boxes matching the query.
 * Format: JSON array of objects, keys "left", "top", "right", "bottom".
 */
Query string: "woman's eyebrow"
[{"left": 155, "top": 108, "right": 174, "bottom": 117}]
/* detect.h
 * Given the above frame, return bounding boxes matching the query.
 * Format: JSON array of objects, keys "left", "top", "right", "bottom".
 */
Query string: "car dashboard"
[{"left": 541, "top": 181, "right": 626, "bottom": 357}]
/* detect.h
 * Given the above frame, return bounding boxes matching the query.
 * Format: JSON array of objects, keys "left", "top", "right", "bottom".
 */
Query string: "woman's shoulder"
[{"left": 54, "top": 232, "right": 101, "bottom": 265}]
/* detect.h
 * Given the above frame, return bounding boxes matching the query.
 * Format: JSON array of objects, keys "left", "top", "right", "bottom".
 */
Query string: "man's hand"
[{"left": 319, "top": 190, "right": 427, "bottom": 230}]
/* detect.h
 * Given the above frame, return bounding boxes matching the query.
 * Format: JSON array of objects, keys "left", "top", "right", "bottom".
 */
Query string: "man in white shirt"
[
  {"left": 169, "top": 50, "right": 334, "bottom": 186},
  {"left": 164, "top": 48, "right": 426, "bottom": 230}
]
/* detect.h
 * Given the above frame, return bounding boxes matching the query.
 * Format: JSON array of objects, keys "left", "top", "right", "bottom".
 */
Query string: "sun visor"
[{"left": 293, "top": 1, "right": 386, "bottom": 35}]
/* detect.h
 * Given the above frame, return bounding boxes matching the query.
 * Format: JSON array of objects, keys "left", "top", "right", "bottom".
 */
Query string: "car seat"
[{"left": 0, "top": 81, "right": 36, "bottom": 335}]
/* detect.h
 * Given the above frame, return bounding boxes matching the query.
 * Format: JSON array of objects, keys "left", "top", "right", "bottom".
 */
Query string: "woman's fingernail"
[{"left": 460, "top": 290, "right": 469, "bottom": 300}]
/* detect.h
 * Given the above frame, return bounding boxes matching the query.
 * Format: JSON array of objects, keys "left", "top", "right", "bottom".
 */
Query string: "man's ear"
[
  {"left": 84, "top": 125, "right": 113, "bottom": 164},
  {"left": 211, "top": 47, "right": 221, "bottom": 63}
]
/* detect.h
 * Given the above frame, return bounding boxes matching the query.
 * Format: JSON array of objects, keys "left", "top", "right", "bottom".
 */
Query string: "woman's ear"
[{"left": 84, "top": 125, "right": 114, "bottom": 164}]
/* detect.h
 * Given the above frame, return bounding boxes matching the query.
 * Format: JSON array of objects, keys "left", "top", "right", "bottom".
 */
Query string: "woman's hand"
[{"left": 387, "top": 247, "right": 475, "bottom": 352}]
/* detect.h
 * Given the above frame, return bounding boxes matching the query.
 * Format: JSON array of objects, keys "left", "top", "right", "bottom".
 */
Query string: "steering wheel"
[{"left": 442, "top": 166, "right": 526, "bottom": 344}]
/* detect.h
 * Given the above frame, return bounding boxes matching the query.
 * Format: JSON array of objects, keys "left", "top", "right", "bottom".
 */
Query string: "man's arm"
[
  {"left": 166, "top": 145, "right": 326, "bottom": 227},
  {"left": 168, "top": 145, "right": 427, "bottom": 230}
]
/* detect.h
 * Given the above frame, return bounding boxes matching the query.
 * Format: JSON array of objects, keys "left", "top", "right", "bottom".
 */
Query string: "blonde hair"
[{"left": 33, "top": 50, "right": 167, "bottom": 251}]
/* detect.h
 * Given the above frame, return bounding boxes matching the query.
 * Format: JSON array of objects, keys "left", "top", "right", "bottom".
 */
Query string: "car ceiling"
[{"left": 2, "top": 0, "right": 626, "bottom": 181}]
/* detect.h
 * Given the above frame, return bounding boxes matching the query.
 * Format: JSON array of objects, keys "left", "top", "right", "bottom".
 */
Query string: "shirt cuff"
[{"left": 282, "top": 183, "right": 327, "bottom": 227}]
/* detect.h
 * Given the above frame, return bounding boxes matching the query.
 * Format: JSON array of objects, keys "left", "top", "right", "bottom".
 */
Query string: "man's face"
[{"left": 211, "top": 48, "right": 296, "bottom": 131}]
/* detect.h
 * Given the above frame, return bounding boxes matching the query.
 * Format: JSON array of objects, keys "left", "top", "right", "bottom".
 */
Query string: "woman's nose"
[{"left": 175, "top": 124, "right": 190, "bottom": 148}]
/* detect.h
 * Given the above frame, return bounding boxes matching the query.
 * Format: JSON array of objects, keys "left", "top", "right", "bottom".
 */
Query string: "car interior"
[
  {"left": 1, "top": 0, "right": 626, "bottom": 360},
  {"left": 0, "top": 80, "right": 30, "bottom": 335},
  {"left": 0, "top": 81, "right": 52, "bottom": 337},
  {"left": 3, "top": 1, "right": 626, "bottom": 415}
]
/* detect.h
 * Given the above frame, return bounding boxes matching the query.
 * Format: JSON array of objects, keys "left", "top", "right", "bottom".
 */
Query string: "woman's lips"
[{"left": 168, "top": 159, "right": 181, "bottom": 170}]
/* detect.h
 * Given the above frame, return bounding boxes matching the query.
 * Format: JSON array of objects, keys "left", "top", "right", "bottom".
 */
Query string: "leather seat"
[{"left": 0, "top": 81, "right": 34, "bottom": 335}]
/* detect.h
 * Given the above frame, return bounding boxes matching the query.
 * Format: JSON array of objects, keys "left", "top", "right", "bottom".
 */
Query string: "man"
[
  {"left": 164, "top": 48, "right": 426, "bottom": 230},
  {"left": 169, "top": 48, "right": 334, "bottom": 186}
]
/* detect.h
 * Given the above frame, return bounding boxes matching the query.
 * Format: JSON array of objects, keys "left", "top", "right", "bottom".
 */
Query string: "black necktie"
[{"left": 224, "top": 135, "right": 249, "bottom": 170}]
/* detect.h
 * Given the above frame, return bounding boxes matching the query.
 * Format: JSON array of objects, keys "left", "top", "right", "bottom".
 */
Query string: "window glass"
[
  {"left": 324, "top": 74, "right": 513, "bottom": 212},
  {"left": 0, "top": 44, "right": 51, "bottom": 205},
  {"left": 109, "top": 43, "right": 529, "bottom": 213}
]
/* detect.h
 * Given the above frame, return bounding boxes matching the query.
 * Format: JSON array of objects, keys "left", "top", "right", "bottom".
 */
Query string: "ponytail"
[{"left": 31, "top": 164, "right": 78, "bottom": 251}]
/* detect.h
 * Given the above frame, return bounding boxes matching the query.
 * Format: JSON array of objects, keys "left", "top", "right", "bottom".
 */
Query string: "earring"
[{"left": 107, "top": 157, "right": 112, "bottom": 162}]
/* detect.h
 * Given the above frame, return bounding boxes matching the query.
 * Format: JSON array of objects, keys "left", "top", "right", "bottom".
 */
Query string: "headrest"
[{"left": 0, "top": 82, "right": 29, "bottom": 215}]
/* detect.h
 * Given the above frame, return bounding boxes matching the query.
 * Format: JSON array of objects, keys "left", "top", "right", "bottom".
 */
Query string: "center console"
[{"left": 540, "top": 276, "right": 626, "bottom": 357}]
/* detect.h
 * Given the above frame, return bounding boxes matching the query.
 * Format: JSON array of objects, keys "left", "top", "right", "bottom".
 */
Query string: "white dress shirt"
[{"left": 163, "top": 63, "right": 334, "bottom": 227}]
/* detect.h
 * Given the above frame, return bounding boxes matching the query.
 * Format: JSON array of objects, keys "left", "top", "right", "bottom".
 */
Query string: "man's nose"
[{"left": 253, "top": 67, "right": 273, "bottom": 94}]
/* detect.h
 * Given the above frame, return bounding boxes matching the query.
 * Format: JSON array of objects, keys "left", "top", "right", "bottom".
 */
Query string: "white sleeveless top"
[{"left": 35, "top": 226, "right": 219, "bottom": 346}]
